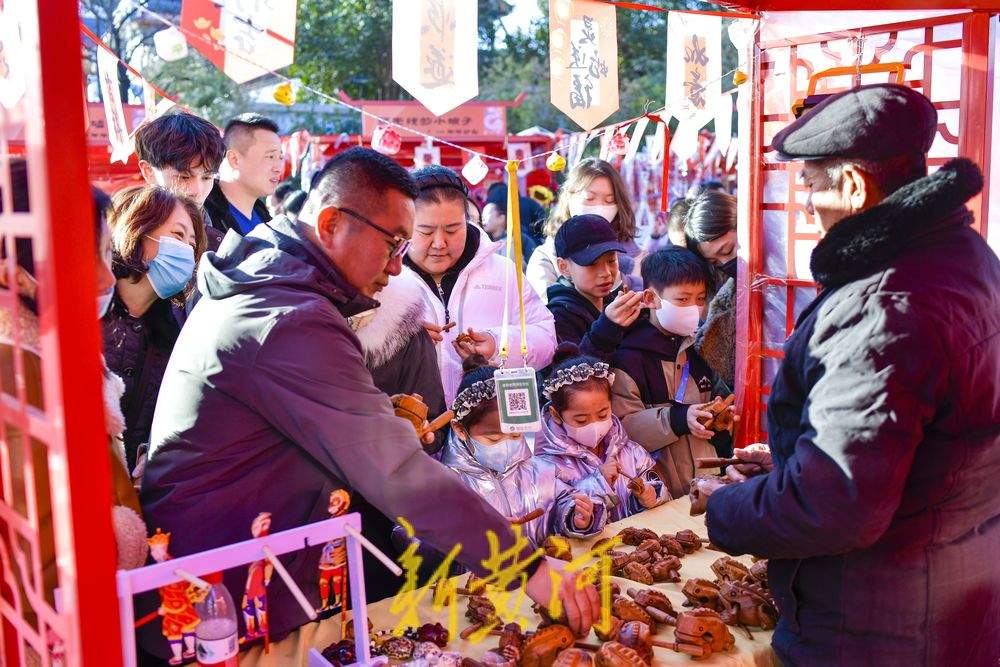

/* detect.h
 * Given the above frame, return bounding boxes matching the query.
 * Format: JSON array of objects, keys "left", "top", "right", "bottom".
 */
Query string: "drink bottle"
[{"left": 195, "top": 573, "right": 239, "bottom": 667}]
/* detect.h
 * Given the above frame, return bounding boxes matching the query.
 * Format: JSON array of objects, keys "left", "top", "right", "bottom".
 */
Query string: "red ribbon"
[{"left": 646, "top": 114, "right": 671, "bottom": 212}]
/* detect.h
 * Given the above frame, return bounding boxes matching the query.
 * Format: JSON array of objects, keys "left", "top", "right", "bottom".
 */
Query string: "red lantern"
[{"left": 372, "top": 125, "right": 402, "bottom": 155}]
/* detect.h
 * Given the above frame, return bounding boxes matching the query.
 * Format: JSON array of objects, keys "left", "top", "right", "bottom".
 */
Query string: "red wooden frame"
[{"left": 0, "top": 1, "right": 123, "bottom": 665}]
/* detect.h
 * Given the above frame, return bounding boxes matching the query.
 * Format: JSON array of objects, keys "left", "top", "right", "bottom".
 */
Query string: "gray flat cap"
[{"left": 773, "top": 83, "right": 937, "bottom": 162}]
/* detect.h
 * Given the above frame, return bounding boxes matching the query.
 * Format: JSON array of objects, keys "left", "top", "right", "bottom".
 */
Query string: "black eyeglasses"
[{"left": 339, "top": 207, "right": 411, "bottom": 259}]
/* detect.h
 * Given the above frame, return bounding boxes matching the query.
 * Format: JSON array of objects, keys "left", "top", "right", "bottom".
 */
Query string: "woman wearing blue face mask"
[
  {"left": 103, "top": 185, "right": 206, "bottom": 471},
  {"left": 439, "top": 354, "right": 606, "bottom": 548},
  {"left": 536, "top": 343, "right": 670, "bottom": 521}
]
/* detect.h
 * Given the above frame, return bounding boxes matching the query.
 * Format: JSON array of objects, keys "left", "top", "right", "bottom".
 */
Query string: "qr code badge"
[{"left": 505, "top": 389, "right": 531, "bottom": 416}]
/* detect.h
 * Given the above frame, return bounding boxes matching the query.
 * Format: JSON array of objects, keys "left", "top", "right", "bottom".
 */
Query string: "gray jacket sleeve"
[
  {"left": 706, "top": 294, "right": 945, "bottom": 560},
  {"left": 250, "top": 310, "right": 537, "bottom": 576}
]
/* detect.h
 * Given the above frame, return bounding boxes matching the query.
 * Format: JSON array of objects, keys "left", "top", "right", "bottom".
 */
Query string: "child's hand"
[
  {"left": 452, "top": 328, "right": 496, "bottom": 360},
  {"left": 636, "top": 481, "right": 658, "bottom": 508},
  {"left": 605, "top": 290, "right": 644, "bottom": 327},
  {"left": 571, "top": 493, "right": 594, "bottom": 529},
  {"left": 600, "top": 460, "right": 620, "bottom": 485},
  {"left": 686, "top": 403, "right": 715, "bottom": 439}
]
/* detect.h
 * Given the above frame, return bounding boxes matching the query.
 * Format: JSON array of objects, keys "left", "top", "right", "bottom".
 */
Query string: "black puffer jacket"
[
  {"left": 706, "top": 159, "right": 1000, "bottom": 665},
  {"left": 546, "top": 277, "right": 625, "bottom": 362},
  {"left": 101, "top": 294, "right": 180, "bottom": 470}
]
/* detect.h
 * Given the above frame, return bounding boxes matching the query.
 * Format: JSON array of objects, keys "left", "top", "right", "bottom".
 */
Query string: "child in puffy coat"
[
  {"left": 535, "top": 343, "right": 670, "bottom": 521},
  {"left": 440, "top": 355, "right": 606, "bottom": 547}
]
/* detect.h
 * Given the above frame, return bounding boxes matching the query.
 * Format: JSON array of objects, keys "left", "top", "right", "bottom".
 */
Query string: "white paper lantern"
[
  {"left": 461, "top": 155, "right": 489, "bottom": 185},
  {"left": 154, "top": 27, "right": 188, "bottom": 62}
]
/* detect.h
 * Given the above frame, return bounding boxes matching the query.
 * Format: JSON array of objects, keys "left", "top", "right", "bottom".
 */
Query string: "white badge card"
[{"left": 494, "top": 366, "right": 541, "bottom": 434}]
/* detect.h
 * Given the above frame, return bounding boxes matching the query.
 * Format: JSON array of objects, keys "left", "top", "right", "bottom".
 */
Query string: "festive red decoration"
[{"left": 371, "top": 125, "right": 402, "bottom": 155}]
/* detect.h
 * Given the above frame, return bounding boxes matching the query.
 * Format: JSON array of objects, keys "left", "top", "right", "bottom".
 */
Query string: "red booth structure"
[{"left": 0, "top": 2, "right": 996, "bottom": 666}]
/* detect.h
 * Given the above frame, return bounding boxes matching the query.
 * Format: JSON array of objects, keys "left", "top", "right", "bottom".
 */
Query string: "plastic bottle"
[{"left": 195, "top": 572, "right": 239, "bottom": 667}]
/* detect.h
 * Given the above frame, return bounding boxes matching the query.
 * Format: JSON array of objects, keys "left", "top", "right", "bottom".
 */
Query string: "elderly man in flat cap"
[{"left": 702, "top": 84, "right": 1000, "bottom": 665}]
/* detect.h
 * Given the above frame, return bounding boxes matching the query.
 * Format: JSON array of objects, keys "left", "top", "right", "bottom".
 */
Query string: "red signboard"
[{"left": 360, "top": 102, "right": 507, "bottom": 141}]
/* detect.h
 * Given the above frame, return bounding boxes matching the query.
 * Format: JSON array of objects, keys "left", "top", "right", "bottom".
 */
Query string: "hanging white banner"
[
  {"left": 549, "top": 0, "right": 619, "bottom": 131},
  {"left": 624, "top": 116, "right": 650, "bottom": 162},
  {"left": 96, "top": 46, "right": 133, "bottom": 164},
  {"left": 666, "top": 12, "right": 721, "bottom": 131},
  {"left": 393, "top": 0, "right": 478, "bottom": 116},
  {"left": 713, "top": 91, "right": 734, "bottom": 157}
]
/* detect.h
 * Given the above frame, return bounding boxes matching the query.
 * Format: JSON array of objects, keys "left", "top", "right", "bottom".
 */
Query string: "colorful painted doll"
[
  {"left": 148, "top": 529, "right": 202, "bottom": 665},
  {"left": 317, "top": 490, "right": 350, "bottom": 612},
  {"left": 241, "top": 512, "right": 273, "bottom": 645}
]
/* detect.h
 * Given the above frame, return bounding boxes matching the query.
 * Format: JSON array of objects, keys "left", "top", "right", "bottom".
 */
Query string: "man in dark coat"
[
  {"left": 139, "top": 148, "right": 599, "bottom": 659},
  {"left": 704, "top": 84, "right": 1000, "bottom": 665}
]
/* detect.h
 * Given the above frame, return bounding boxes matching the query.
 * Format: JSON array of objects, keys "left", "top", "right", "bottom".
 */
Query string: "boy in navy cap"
[{"left": 546, "top": 214, "right": 644, "bottom": 361}]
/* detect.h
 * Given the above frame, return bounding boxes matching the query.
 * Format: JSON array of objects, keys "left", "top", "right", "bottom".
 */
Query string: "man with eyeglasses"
[{"left": 138, "top": 148, "right": 600, "bottom": 661}]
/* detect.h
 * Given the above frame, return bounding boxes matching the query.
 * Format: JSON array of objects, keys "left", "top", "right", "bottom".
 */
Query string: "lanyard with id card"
[{"left": 496, "top": 160, "right": 542, "bottom": 434}]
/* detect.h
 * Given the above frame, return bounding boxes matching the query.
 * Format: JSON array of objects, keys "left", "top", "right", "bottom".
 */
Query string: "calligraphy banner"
[
  {"left": 666, "top": 12, "right": 721, "bottom": 131},
  {"left": 393, "top": 0, "right": 478, "bottom": 116},
  {"left": 549, "top": 0, "right": 619, "bottom": 131},
  {"left": 96, "top": 45, "right": 133, "bottom": 163},
  {"left": 180, "top": 0, "right": 298, "bottom": 84}
]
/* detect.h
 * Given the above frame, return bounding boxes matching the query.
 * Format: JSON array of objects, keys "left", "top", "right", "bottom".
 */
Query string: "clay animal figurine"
[
  {"left": 636, "top": 539, "right": 661, "bottom": 554},
  {"left": 392, "top": 394, "right": 428, "bottom": 429},
  {"left": 681, "top": 579, "right": 723, "bottom": 611},
  {"left": 710, "top": 556, "right": 751, "bottom": 583},
  {"left": 695, "top": 394, "right": 736, "bottom": 432},
  {"left": 650, "top": 555, "right": 683, "bottom": 583},
  {"left": 658, "top": 535, "right": 687, "bottom": 557},
  {"left": 719, "top": 581, "right": 779, "bottom": 630},
  {"left": 595, "top": 641, "right": 650, "bottom": 667},
  {"left": 749, "top": 560, "right": 769, "bottom": 586},
  {"left": 674, "top": 608, "right": 735, "bottom": 660},
  {"left": 672, "top": 530, "right": 705, "bottom": 553},
  {"left": 520, "top": 624, "right": 575, "bottom": 667},
  {"left": 627, "top": 587, "right": 676, "bottom": 615},
  {"left": 552, "top": 648, "right": 594, "bottom": 667},
  {"left": 612, "top": 597, "right": 654, "bottom": 627},
  {"left": 620, "top": 561, "right": 653, "bottom": 586},
  {"left": 616, "top": 527, "right": 658, "bottom": 546},
  {"left": 593, "top": 616, "right": 623, "bottom": 643}
]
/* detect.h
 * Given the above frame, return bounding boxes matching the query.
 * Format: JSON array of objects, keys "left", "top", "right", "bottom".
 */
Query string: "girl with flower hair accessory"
[
  {"left": 536, "top": 343, "right": 669, "bottom": 521},
  {"left": 439, "top": 354, "right": 607, "bottom": 547}
]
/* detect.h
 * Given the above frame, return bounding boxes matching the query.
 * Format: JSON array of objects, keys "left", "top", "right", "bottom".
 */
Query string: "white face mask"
[
  {"left": 654, "top": 300, "right": 701, "bottom": 336},
  {"left": 97, "top": 284, "right": 115, "bottom": 318},
  {"left": 564, "top": 418, "right": 613, "bottom": 449},
  {"left": 466, "top": 435, "right": 521, "bottom": 473},
  {"left": 571, "top": 201, "right": 619, "bottom": 224}
]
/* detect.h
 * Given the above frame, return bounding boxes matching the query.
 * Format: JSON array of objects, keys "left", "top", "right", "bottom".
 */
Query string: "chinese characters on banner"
[
  {"left": 180, "top": 0, "right": 297, "bottom": 84},
  {"left": 393, "top": 0, "right": 478, "bottom": 116},
  {"left": 666, "top": 13, "right": 721, "bottom": 162},
  {"left": 549, "top": 0, "right": 619, "bottom": 131},
  {"left": 96, "top": 45, "right": 133, "bottom": 163}
]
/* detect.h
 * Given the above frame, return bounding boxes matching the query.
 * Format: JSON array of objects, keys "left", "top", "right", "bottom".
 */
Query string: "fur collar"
[
  {"left": 350, "top": 276, "right": 427, "bottom": 370},
  {"left": 810, "top": 158, "right": 983, "bottom": 288}
]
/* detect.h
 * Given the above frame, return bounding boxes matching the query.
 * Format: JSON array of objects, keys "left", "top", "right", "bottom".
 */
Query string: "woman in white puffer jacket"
[{"left": 400, "top": 166, "right": 556, "bottom": 403}]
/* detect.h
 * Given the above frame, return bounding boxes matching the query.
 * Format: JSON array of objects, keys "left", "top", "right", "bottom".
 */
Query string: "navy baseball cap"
[
  {"left": 773, "top": 83, "right": 937, "bottom": 162},
  {"left": 554, "top": 214, "right": 627, "bottom": 266}
]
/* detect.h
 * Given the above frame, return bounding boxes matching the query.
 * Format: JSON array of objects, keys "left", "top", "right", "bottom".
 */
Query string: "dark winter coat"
[
  {"left": 101, "top": 294, "right": 179, "bottom": 470},
  {"left": 706, "top": 159, "right": 1000, "bottom": 665},
  {"left": 694, "top": 277, "right": 735, "bottom": 390},
  {"left": 351, "top": 275, "right": 447, "bottom": 456},
  {"left": 203, "top": 181, "right": 271, "bottom": 236},
  {"left": 138, "top": 215, "right": 539, "bottom": 656},
  {"left": 546, "top": 278, "right": 625, "bottom": 362}
]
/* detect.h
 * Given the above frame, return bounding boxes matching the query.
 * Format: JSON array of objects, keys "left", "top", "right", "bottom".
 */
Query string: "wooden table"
[{"left": 242, "top": 497, "right": 779, "bottom": 666}]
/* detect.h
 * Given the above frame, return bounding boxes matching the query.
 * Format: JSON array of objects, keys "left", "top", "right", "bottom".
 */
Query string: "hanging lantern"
[
  {"left": 153, "top": 26, "right": 188, "bottom": 62},
  {"left": 372, "top": 125, "right": 402, "bottom": 155},
  {"left": 273, "top": 81, "right": 295, "bottom": 106},
  {"left": 609, "top": 128, "right": 630, "bottom": 156},
  {"left": 546, "top": 152, "right": 566, "bottom": 172},
  {"left": 462, "top": 154, "right": 489, "bottom": 185},
  {"left": 733, "top": 70, "right": 749, "bottom": 86}
]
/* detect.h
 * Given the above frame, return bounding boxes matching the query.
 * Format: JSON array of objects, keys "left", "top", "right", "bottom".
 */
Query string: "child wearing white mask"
[
  {"left": 610, "top": 248, "right": 729, "bottom": 498},
  {"left": 536, "top": 343, "right": 669, "bottom": 522},
  {"left": 527, "top": 159, "right": 640, "bottom": 302},
  {"left": 440, "top": 354, "right": 607, "bottom": 548}
]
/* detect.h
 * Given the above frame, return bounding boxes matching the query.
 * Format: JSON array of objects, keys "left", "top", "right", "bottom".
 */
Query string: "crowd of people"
[{"left": 2, "top": 82, "right": 997, "bottom": 666}]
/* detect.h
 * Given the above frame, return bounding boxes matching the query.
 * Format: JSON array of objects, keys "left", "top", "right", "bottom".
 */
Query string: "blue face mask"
[
  {"left": 145, "top": 236, "right": 195, "bottom": 299},
  {"left": 466, "top": 435, "right": 521, "bottom": 473}
]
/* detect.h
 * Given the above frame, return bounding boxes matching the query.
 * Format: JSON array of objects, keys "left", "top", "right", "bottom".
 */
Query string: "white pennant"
[{"left": 96, "top": 46, "right": 133, "bottom": 164}]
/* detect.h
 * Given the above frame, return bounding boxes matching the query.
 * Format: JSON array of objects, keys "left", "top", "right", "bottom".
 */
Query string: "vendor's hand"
[
  {"left": 599, "top": 460, "right": 619, "bottom": 485},
  {"left": 636, "top": 481, "right": 658, "bottom": 508},
  {"left": 419, "top": 421, "right": 436, "bottom": 447},
  {"left": 452, "top": 328, "right": 497, "bottom": 360},
  {"left": 525, "top": 558, "right": 600, "bottom": 637},
  {"left": 422, "top": 321, "right": 455, "bottom": 344},
  {"left": 605, "top": 290, "right": 644, "bottom": 327},
  {"left": 571, "top": 493, "right": 594, "bottom": 530},
  {"left": 692, "top": 475, "right": 728, "bottom": 500},
  {"left": 686, "top": 404, "right": 715, "bottom": 440},
  {"left": 728, "top": 443, "right": 773, "bottom": 482}
]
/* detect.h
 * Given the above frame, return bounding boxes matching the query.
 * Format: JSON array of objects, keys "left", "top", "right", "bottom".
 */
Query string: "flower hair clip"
[
  {"left": 542, "top": 362, "right": 616, "bottom": 399},
  {"left": 452, "top": 379, "right": 498, "bottom": 421}
]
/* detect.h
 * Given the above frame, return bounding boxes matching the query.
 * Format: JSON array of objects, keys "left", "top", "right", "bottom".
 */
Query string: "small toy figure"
[
  {"left": 148, "top": 529, "right": 202, "bottom": 665},
  {"left": 241, "top": 512, "right": 273, "bottom": 645},
  {"left": 317, "top": 490, "right": 351, "bottom": 612}
]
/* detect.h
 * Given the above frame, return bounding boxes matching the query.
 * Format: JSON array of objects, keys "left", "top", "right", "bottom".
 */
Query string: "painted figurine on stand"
[
  {"left": 149, "top": 529, "right": 202, "bottom": 665},
  {"left": 241, "top": 512, "right": 273, "bottom": 646},
  {"left": 317, "top": 490, "right": 350, "bottom": 613}
]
